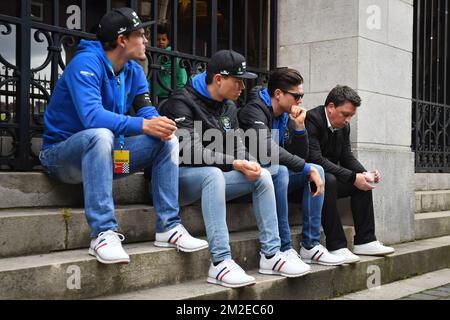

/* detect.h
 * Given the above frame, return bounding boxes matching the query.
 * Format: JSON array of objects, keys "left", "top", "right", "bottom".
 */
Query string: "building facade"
[{"left": 1, "top": 0, "right": 448, "bottom": 245}]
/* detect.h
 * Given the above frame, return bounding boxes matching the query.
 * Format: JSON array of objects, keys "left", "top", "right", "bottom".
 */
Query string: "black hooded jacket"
[
  {"left": 238, "top": 86, "right": 309, "bottom": 172},
  {"left": 159, "top": 82, "right": 255, "bottom": 172}
]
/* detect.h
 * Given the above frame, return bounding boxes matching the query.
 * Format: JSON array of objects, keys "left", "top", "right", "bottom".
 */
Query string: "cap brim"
[
  {"left": 128, "top": 20, "right": 156, "bottom": 33},
  {"left": 235, "top": 71, "right": 258, "bottom": 79}
]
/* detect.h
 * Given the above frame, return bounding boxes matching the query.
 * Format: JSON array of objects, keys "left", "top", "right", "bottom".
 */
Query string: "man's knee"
[
  {"left": 256, "top": 168, "right": 275, "bottom": 190},
  {"left": 85, "top": 128, "right": 114, "bottom": 152},
  {"left": 269, "top": 164, "right": 289, "bottom": 183},
  {"left": 202, "top": 167, "right": 225, "bottom": 187}
]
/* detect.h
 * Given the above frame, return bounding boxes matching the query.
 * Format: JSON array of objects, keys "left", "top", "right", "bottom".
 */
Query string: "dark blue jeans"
[
  {"left": 268, "top": 164, "right": 325, "bottom": 251},
  {"left": 40, "top": 128, "right": 181, "bottom": 237}
]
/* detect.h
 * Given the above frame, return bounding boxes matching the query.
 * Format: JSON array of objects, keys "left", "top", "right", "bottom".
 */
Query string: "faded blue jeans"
[
  {"left": 267, "top": 164, "right": 325, "bottom": 251},
  {"left": 178, "top": 166, "right": 281, "bottom": 263},
  {"left": 39, "top": 128, "right": 181, "bottom": 237}
]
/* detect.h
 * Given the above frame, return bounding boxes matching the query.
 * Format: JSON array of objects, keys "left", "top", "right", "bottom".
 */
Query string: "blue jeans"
[
  {"left": 39, "top": 128, "right": 181, "bottom": 237},
  {"left": 268, "top": 164, "right": 325, "bottom": 251},
  {"left": 179, "top": 166, "right": 281, "bottom": 263}
]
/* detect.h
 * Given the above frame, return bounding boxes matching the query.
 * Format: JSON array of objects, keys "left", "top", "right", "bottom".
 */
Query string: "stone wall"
[{"left": 277, "top": 0, "right": 415, "bottom": 244}]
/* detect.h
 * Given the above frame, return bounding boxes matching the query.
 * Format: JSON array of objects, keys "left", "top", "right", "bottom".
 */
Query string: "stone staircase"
[
  {"left": 414, "top": 173, "right": 450, "bottom": 240},
  {"left": 0, "top": 172, "right": 449, "bottom": 300}
]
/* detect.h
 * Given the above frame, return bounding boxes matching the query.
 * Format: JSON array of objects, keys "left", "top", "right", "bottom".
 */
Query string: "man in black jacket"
[
  {"left": 239, "top": 68, "right": 344, "bottom": 266},
  {"left": 305, "top": 85, "right": 394, "bottom": 263},
  {"left": 159, "top": 50, "right": 310, "bottom": 289}
]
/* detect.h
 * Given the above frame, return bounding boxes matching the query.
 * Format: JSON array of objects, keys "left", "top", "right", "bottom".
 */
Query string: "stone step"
[
  {"left": 0, "top": 203, "right": 306, "bottom": 258},
  {"left": 415, "top": 211, "right": 450, "bottom": 240},
  {"left": 97, "top": 236, "right": 450, "bottom": 300},
  {"left": 0, "top": 227, "right": 355, "bottom": 300},
  {"left": 415, "top": 190, "right": 450, "bottom": 214},
  {"left": 0, "top": 172, "right": 148, "bottom": 209},
  {"left": 333, "top": 268, "right": 450, "bottom": 300},
  {"left": 415, "top": 173, "right": 450, "bottom": 192}
]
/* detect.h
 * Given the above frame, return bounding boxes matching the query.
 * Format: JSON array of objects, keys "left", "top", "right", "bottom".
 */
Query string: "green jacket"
[{"left": 155, "top": 46, "right": 188, "bottom": 99}]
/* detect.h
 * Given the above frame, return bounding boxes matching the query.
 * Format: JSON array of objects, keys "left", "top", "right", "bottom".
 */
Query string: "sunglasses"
[{"left": 282, "top": 90, "right": 304, "bottom": 101}]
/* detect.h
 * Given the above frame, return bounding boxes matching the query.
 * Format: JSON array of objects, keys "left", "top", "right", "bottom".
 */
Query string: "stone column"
[{"left": 277, "top": 0, "right": 415, "bottom": 244}]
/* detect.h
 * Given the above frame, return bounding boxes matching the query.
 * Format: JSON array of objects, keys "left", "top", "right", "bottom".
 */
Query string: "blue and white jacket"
[{"left": 43, "top": 40, "right": 158, "bottom": 149}]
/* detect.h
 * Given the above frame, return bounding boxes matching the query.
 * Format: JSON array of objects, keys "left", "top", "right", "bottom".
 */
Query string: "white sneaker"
[
  {"left": 284, "top": 248, "right": 302, "bottom": 261},
  {"left": 207, "top": 259, "right": 256, "bottom": 288},
  {"left": 300, "top": 244, "right": 346, "bottom": 266},
  {"left": 259, "top": 251, "right": 310, "bottom": 277},
  {"left": 353, "top": 241, "right": 395, "bottom": 256},
  {"left": 154, "top": 224, "right": 209, "bottom": 252},
  {"left": 88, "top": 230, "right": 130, "bottom": 264},
  {"left": 329, "top": 248, "right": 361, "bottom": 264}
]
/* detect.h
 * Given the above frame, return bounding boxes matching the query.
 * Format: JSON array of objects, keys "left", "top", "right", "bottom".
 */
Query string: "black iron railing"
[
  {"left": 0, "top": 0, "right": 277, "bottom": 171},
  {"left": 413, "top": 0, "right": 450, "bottom": 173}
]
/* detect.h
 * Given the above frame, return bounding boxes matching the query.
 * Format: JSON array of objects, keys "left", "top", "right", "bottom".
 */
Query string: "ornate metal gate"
[
  {"left": 413, "top": 0, "right": 450, "bottom": 173},
  {"left": 0, "top": 0, "right": 277, "bottom": 171}
]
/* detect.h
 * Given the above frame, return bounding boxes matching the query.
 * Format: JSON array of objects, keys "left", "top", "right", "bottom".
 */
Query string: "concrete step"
[
  {"left": 1, "top": 203, "right": 307, "bottom": 258},
  {"left": 0, "top": 227, "right": 355, "bottom": 300},
  {"left": 0, "top": 172, "right": 148, "bottom": 209},
  {"left": 96, "top": 236, "right": 450, "bottom": 300},
  {"left": 415, "top": 190, "right": 450, "bottom": 214},
  {"left": 415, "top": 173, "right": 450, "bottom": 192},
  {"left": 415, "top": 211, "right": 450, "bottom": 240},
  {"left": 333, "top": 268, "right": 450, "bottom": 300}
]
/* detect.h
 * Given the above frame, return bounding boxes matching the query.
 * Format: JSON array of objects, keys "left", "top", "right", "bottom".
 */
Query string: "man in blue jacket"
[
  {"left": 239, "top": 68, "right": 345, "bottom": 266},
  {"left": 40, "top": 8, "right": 207, "bottom": 265}
]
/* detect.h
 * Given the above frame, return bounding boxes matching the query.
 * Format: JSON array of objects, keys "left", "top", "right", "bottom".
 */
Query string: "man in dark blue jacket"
[
  {"left": 40, "top": 8, "right": 207, "bottom": 265},
  {"left": 239, "top": 68, "right": 344, "bottom": 266}
]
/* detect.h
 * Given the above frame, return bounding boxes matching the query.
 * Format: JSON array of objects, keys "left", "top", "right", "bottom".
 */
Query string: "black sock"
[
  {"left": 213, "top": 260, "right": 223, "bottom": 266},
  {"left": 265, "top": 254, "right": 275, "bottom": 260}
]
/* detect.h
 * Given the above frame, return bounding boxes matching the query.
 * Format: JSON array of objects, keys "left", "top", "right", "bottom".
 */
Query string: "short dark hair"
[
  {"left": 100, "top": 33, "right": 131, "bottom": 51},
  {"left": 157, "top": 22, "right": 170, "bottom": 38},
  {"left": 205, "top": 71, "right": 215, "bottom": 85},
  {"left": 267, "top": 67, "right": 304, "bottom": 97},
  {"left": 325, "top": 85, "right": 362, "bottom": 108}
]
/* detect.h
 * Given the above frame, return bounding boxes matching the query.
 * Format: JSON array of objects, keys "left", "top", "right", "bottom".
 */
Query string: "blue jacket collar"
[
  {"left": 192, "top": 72, "right": 213, "bottom": 100},
  {"left": 259, "top": 88, "right": 272, "bottom": 107}
]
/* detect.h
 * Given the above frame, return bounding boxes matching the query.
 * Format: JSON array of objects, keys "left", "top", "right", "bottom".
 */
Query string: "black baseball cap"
[
  {"left": 96, "top": 7, "right": 155, "bottom": 42},
  {"left": 207, "top": 50, "right": 258, "bottom": 79}
]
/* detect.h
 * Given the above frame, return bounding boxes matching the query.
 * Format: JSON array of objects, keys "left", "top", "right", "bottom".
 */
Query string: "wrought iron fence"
[
  {"left": 413, "top": 0, "right": 450, "bottom": 173},
  {"left": 0, "top": 0, "right": 277, "bottom": 171}
]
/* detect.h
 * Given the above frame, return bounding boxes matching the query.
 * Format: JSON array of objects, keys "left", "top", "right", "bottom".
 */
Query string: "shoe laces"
[
  {"left": 225, "top": 259, "right": 245, "bottom": 274},
  {"left": 98, "top": 231, "right": 125, "bottom": 247},
  {"left": 284, "top": 249, "right": 300, "bottom": 261}
]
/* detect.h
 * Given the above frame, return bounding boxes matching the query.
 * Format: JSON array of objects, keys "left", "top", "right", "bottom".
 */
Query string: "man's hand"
[
  {"left": 309, "top": 166, "right": 325, "bottom": 197},
  {"left": 289, "top": 105, "right": 307, "bottom": 130},
  {"left": 354, "top": 173, "right": 375, "bottom": 191},
  {"left": 233, "top": 160, "right": 261, "bottom": 182},
  {"left": 142, "top": 116, "right": 177, "bottom": 141},
  {"left": 372, "top": 169, "right": 381, "bottom": 184}
]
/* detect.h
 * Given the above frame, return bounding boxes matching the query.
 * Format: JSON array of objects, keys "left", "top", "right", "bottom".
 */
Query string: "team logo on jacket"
[{"left": 219, "top": 116, "right": 232, "bottom": 131}]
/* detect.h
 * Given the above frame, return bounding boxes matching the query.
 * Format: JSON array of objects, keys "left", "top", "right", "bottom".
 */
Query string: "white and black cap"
[
  {"left": 207, "top": 50, "right": 257, "bottom": 79},
  {"left": 96, "top": 7, "right": 155, "bottom": 42}
]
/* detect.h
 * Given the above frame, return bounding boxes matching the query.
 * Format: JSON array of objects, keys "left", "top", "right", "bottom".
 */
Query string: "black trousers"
[{"left": 322, "top": 172, "right": 377, "bottom": 251}]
